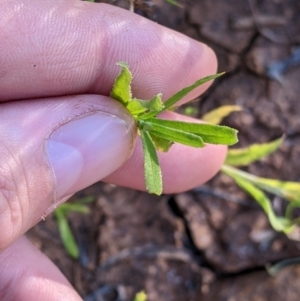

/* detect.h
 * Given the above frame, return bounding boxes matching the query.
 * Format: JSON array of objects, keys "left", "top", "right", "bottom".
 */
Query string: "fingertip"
[
  {"left": 160, "top": 143, "right": 227, "bottom": 194},
  {"left": 105, "top": 139, "right": 227, "bottom": 194}
]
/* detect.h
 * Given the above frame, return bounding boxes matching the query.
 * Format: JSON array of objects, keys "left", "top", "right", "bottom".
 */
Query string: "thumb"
[{"left": 0, "top": 95, "right": 136, "bottom": 250}]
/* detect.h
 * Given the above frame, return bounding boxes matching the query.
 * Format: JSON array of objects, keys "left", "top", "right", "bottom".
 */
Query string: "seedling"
[
  {"left": 203, "top": 106, "right": 300, "bottom": 235},
  {"left": 54, "top": 196, "right": 95, "bottom": 259},
  {"left": 110, "top": 62, "right": 238, "bottom": 195},
  {"left": 222, "top": 144, "right": 300, "bottom": 233}
]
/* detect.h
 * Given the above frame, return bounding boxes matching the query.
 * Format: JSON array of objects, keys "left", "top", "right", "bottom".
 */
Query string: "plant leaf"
[
  {"left": 225, "top": 136, "right": 284, "bottom": 166},
  {"left": 135, "top": 93, "right": 164, "bottom": 112},
  {"left": 54, "top": 208, "right": 79, "bottom": 259},
  {"left": 59, "top": 203, "right": 90, "bottom": 214},
  {"left": 202, "top": 105, "right": 242, "bottom": 124},
  {"left": 76, "top": 196, "right": 96, "bottom": 204},
  {"left": 126, "top": 99, "right": 148, "bottom": 115},
  {"left": 222, "top": 165, "right": 300, "bottom": 203},
  {"left": 110, "top": 62, "right": 132, "bottom": 105},
  {"left": 232, "top": 176, "right": 292, "bottom": 232},
  {"left": 139, "top": 120, "right": 205, "bottom": 147},
  {"left": 165, "top": 0, "right": 183, "bottom": 8},
  {"left": 144, "top": 118, "right": 238, "bottom": 145},
  {"left": 163, "top": 73, "right": 224, "bottom": 112},
  {"left": 140, "top": 131, "right": 163, "bottom": 195},
  {"left": 222, "top": 165, "right": 292, "bottom": 232},
  {"left": 149, "top": 133, "right": 174, "bottom": 152}
]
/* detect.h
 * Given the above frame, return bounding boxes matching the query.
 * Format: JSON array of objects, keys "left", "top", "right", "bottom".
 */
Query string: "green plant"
[
  {"left": 110, "top": 62, "right": 238, "bottom": 195},
  {"left": 203, "top": 106, "right": 300, "bottom": 235},
  {"left": 54, "top": 196, "right": 95, "bottom": 259}
]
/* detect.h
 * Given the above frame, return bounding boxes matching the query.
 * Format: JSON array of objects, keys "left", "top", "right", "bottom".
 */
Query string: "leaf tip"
[{"left": 116, "top": 61, "right": 129, "bottom": 68}]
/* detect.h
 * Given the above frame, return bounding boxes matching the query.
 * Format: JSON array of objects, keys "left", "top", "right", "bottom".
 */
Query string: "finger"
[
  {"left": 105, "top": 111, "right": 227, "bottom": 193},
  {"left": 0, "top": 95, "right": 136, "bottom": 251},
  {"left": 0, "top": 0, "right": 217, "bottom": 103},
  {"left": 0, "top": 236, "right": 82, "bottom": 301}
]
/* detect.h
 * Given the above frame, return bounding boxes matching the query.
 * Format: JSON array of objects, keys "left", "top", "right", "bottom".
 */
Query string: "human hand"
[{"left": 0, "top": 0, "right": 226, "bottom": 299}]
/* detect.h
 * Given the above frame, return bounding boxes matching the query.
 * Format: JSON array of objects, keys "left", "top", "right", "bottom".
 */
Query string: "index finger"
[{"left": 0, "top": 0, "right": 217, "bottom": 103}]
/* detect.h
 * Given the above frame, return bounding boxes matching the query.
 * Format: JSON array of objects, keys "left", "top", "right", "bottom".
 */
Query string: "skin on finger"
[
  {"left": 105, "top": 111, "right": 227, "bottom": 193},
  {"left": 0, "top": 236, "right": 82, "bottom": 301},
  {"left": 0, "top": 95, "right": 136, "bottom": 251},
  {"left": 0, "top": 0, "right": 217, "bottom": 103}
]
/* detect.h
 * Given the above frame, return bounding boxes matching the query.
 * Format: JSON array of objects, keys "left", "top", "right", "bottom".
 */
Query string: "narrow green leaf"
[
  {"left": 222, "top": 166, "right": 292, "bottom": 232},
  {"left": 163, "top": 73, "right": 224, "bottom": 112},
  {"left": 149, "top": 133, "right": 174, "bottom": 152},
  {"left": 165, "top": 0, "right": 183, "bottom": 8},
  {"left": 139, "top": 120, "right": 205, "bottom": 147},
  {"left": 222, "top": 165, "right": 300, "bottom": 203},
  {"left": 138, "top": 73, "right": 224, "bottom": 119},
  {"left": 54, "top": 208, "right": 79, "bottom": 259},
  {"left": 145, "top": 118, "right": 238, "bottom": 145},
  {"left": 202, "top": 105, "right": 242, "bottom": 124},
  {"left": 76, "top": 196, "right": 96, "bottom": 204},
  {"left": 251, "top": 177, "right": 300, "bottom": 203},
  {"left": 110, "top": 62, "right": 132, "bottom": 105},
  {"left": 232, "top": 176, "right": 292, "bottom": 232},
  {"left": 225, "top": 136, "right": 284, "bottom": 166},
  {"left": 140, "top": 131, "right": 163, "bottom": 195},
  {"left": 59, "top": 203, "right": 90, "bottom": 214}
]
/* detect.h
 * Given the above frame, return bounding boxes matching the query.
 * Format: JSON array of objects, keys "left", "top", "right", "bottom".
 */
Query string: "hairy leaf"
[
  {"left": 163, "top": 73, "right": 224, "bottom": 111},
  {"left": 145, "top": 118, "right": 238, "bottom": 145},
  {"left": 139, "top": 120, "right": 205, "bottom": 147},
  {"left": 126, "top": 99, "right": 148, "bottom": 115},
  {"left": 149, "top": 133, "right": 174, "bottom": 152},
  {"left": 109, "top": 62, "right": 238, "bottom": 195},
  {"left": 140, "top": 131, "right": 163, "bottom": 195},
  {"left": 110, "top": 62, "right": 132, "bottom": 105},
  {"left": 136, "top": 93, "right": 164, "bottom": 112}
]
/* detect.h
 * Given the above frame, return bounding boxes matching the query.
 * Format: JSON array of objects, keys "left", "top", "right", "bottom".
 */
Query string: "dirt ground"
[{"left": 28, "top": 0, "right": 300, "bottom": 300}]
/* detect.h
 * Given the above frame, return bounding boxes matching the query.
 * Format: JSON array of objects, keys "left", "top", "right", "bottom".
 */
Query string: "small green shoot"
[
  {"left": 110, "top": 62, "right": 238, "bottom": 195},
  {"left": 54, "top": 196, "right": 95, "bottom": 259}
]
